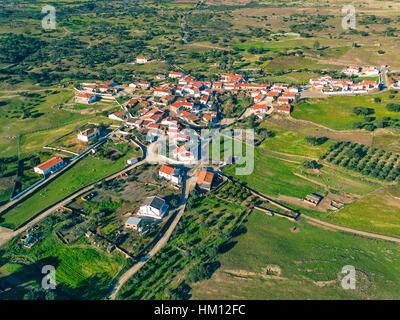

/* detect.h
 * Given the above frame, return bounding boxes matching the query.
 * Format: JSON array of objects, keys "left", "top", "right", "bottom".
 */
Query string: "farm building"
[
  {"left": 34, "top": 157, "right": 65, "bottom": 175},
  {"left": 77, "top": 127, "right": 101, "bottom": 142},
  {"left": 125, "top": 217, "right": 143, "bottom": 231},
  {"left": 197, "top": 169, "right": 215, "bottom": 191},
  {"left": 305, "top": 193, "right": 323, "bottom": 206}
]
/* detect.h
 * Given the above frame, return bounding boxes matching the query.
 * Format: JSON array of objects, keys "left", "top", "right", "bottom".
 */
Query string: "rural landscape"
[{"left": 1, "top": 0, "right": 400, "bottom": 302}]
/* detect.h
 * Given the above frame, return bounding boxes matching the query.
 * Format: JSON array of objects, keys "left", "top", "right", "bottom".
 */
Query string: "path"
[{"left": 0, "top": 159, "right": 147, "bottom": 248}]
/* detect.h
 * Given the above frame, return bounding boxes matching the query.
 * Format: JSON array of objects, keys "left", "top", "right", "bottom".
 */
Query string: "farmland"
[{"left": 191, "top": 210, "right": 400, "bottom": 300}]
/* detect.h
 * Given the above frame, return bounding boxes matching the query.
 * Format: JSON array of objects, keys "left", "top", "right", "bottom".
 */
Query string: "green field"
[
  {"left": 223, "top": 147, "right": 326, "bottom": 199},
  {"left": 0, "top": 154, "right": 132, "bottom": 229},
  {"left": 191, "top": 210, "right": 400, "bottom": 299},
  {"left": 292, "top": 92, "right": 400, "bottom": 130},
  {"left": 259, "top": 122, "right": 333, "bottom": 158},
  {"left": 0, "top": 224, "right": 125, "bottom": 299},
  {"left": 318, "top": 185, "right": 400, "bottom": 237}
]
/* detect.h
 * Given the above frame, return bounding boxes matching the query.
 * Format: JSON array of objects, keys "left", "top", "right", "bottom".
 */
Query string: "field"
[
  {"left": 190, "top": 210, "right": 400, "bottom": 299},
  {"left": 118, "top": 189, "right": 251, "bottom": 300},
  {"left": 0, "top": 154, "right": 131, "bottom": 229},
  {"left": 319, "top": 185, "right": 400, "bottom": 237},
  {"left": 292, "top": 91, "right": 400, "bottom": 131},
  {"left": 0, "top": 215, "right": 126, "bottom": 299}
]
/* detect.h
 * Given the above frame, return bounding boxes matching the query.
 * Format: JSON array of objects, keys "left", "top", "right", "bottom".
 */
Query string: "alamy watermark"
[
  {"left": 341, "top": 265, "right": 356, "bottom": 290},
  {"left": 42, "top": 5, "right": 56, "bottom": 30},
  {"left": 41, "top": 265, "right": 56, "bottom": 290},
  {"left": 342, "top": 5, "right": 356, "bottom": 30}
]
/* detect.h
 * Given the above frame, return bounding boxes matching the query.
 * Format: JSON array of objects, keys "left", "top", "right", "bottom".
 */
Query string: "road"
[
  {"left": 220, "top": 171, "right": 400, "bottom": 245},
  {"left": 108, "top": 171, "right": 198, "bottom": 300},
  {"left": 0, "top": 159, "right": 147, "bottom": 248},
  {"left": 0, "top": 128, "right": 119, "bottom": 216}
]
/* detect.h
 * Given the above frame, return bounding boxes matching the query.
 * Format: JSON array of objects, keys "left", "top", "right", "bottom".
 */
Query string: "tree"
[{"left": 302, "top": 160, "right": 322, "bottom": 169}]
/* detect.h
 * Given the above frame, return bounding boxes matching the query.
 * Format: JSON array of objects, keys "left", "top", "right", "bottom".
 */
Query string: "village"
[{"left": 13, "top": 58, "right": 386, "bottom": 255}]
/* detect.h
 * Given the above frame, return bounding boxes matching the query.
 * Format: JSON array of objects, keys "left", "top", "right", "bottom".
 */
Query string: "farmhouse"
[
  {"left": 136, "top": 56, "right": 150, "bottom": 64},
  {"left": 125, "top": 217, "right": 143, "bottom": 231},
  {"left": 169, "top": 71, "right": 184, "bottom": 79},
  {"left": 277, "top": 104, "right": 292, "bottom": 114},
  {"left": 108, "top": 111, "right": 128, "bottom": 122},
  {"left": 77, "top": 127, "right": 101, "bottom": 142},
  {"left": 250, "top": 104, "right": 269, "bottom": 119},
  {"left": 159, "top": 165, "right": 182, "bottom": 184},
  {"left": 197, "top": 169, "right": 215, "bottom": 191},
  {"left": 75, "top": 92, "right": 97, "bottom": 104},
  {"left": 34, "top": 157, "right": 65, "bottom": 175},
  {"left": 138, "top": 196, "right": 169, "bottom": 220}
]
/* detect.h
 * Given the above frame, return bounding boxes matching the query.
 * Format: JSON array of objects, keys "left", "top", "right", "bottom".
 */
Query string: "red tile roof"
[
  {"left": 160, "top": 165, "right": 175, "bottom": 175},
  {"left": 35, "top": 157, "right": 63, "bottom": 172}
]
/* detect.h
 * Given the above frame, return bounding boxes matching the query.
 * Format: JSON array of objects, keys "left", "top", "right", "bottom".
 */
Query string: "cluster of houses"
[
  {"left": 75, "top": 80, "right": 122, "bottom": 103},
  {"left": 342, "top": 65, "right": 379, "bottom": 77},
  {"left": 310, "top": 75, "right": 379, "bottom": 94}
]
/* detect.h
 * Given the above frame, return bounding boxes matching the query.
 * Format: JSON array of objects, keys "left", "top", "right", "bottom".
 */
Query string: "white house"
[
  {"left": 77, "top": 128, "right": 101, "bottom": 142},
  {"left": 75, "top": 92, "right": 97, "bottom": 104},
  {"left": 169, "top": 71, "right": 184, "bottom": 79},
  {"left": 137, "top": 196, "right": 169, "bottom": 220},
  {"left": 136, "top": 56, "right": 150, "bottom": 64},
  {"left": 159, "top": 165, "right": 182, "bottom": 184},
  {"left": 34, "top": 157, "right": 64, "bottom": 175}
]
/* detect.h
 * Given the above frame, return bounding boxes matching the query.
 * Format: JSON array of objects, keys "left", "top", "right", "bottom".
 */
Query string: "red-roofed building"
[
  {"left": 34, "top": 157, "right": 65, "bottom": 175},
  {"left": 169, "top": 71, "right": 184, "bottom": 79},
  {"left": 136, "top": 56, "right": 150, "bottom": 64},
  {"left": 197, "top": 169, "right": 215, "bottom": 191},
  {"left": 159, "top": 165, "right": 182, "bottom": 184},
  {"left": 75, "top": 92, "right": 97, "bottom": 104},
  {"left": 277, "top": 104, "right": 292, "bottom": 114}
]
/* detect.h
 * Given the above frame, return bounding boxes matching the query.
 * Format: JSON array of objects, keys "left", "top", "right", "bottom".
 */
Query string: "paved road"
[{"left": 108, "top": 172, "right": 198, "bottom": 300}]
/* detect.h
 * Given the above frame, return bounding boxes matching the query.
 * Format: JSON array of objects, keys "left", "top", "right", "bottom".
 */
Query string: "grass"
[
  {"left": 223, "top": 147, "right": 326, "bottom": 199},
  {"left": 318, "top": 185, "right": 400, "bottom": 237},
  {"left": 0, "top": 154, "right": 132, "bottom": 229},
  {"left": 292, "top": 92, "right": 400, "bottom": 130},
  {"left": 190, "top": 210, "right": 400, "bottom": 299},
  {"left": 259, "top": 122, "right": 333, "bottom": 158},
  {"left": 0, "top": 227, "right": 125, "bottom": 299}
]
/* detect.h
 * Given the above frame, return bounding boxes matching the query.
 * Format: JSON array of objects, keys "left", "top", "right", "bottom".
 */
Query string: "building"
[
  {"left": 34, "top": 157, "right": 64, "bottom": 175},
  {"left": 127, "top": 158, "right": 139, "bottom": 165},
  {"left": 305, "top": 193, "right": 323, "bottom": 206},
  {"left": 75, "top": 92, "right": 97, "bottom": 104},
  {"left": 277, "top": 104, "right": 292, "bottom": 114},
  {"left": 136, "top": 56, "right": 150, "bottom": 64},
  {"left": 169, "top": 71, "right": 184, "bottom": 79},
  {"left": 159, "top": 165, "right": 182, "bottom": 184},
  {"left": 197, "top": 169, "right": 215, "bottom": 191},
  {"left": 137, "top": 196, "right": 169, "bottom": 220},
  {"left": 77, "top": 127, "right": 101, "bottom": 142},
  {"left": 125, "top": 217, "right": 143, "bottom": 231},
  {"left": 108, "top": 111, "right": 127, "bottom": 122}
]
